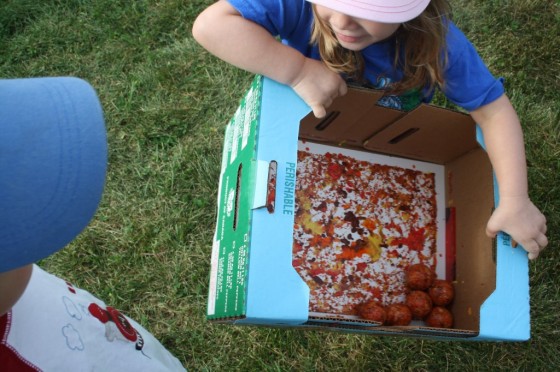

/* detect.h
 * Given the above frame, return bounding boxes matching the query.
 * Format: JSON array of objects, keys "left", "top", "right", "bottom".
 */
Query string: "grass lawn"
[{"left": 1, "top": 0, "right": 558, "bottom": 370}]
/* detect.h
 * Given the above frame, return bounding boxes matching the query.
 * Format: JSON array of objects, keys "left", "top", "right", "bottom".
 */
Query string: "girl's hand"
[
  {"left": 290, "top": 58, "right": 347, "bottom": 118},
  {"left": 486, "top": 196, "right": 548, "bottom": 259}
]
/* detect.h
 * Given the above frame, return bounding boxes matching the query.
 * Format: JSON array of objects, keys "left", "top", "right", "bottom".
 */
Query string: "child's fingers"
[
  {"left": 522, "top": 239, "right": 540, "bottom": 258},
  {"left": 312, "top": 95, "right": 336, "bottom": 118},
  {"left": 528, "top": 237, "right": 548, "bottom": 260},
  {"left": 485, "top": 222, "right": 499, "bottom": 239},
  {"left": 312, "top": 104, "right": 327, "bottom": 118},
  {"left": 528, "top": 251, "right": 539, "bottom": 260},
  {"left": 485, "top": 211, "right": 502, "bottom": 239},
  {"left": 519, "top": 234, "right": 550, "bottom": 260},
  {"left": 536, "top": 233, "right": 548, "bottom": 249}
]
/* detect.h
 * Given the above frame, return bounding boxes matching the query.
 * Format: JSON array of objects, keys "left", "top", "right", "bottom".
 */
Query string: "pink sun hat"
[{"left": 307, "top": 0, "right": 431, "bottom": 23}]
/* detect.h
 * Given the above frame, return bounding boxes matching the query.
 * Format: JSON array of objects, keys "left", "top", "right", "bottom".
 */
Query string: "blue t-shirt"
[{"left": 227, "top": 0, "right": 504, "bottom": 111}]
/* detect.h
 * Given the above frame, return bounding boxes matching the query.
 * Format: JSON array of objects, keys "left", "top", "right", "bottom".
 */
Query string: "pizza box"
[{"left": 206, "top": 75, "right": 530, "bottom": 341}]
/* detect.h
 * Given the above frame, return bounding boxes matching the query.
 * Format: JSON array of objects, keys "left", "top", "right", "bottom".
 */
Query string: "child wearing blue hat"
[{"left": 0, "top": 77, "right": 185, "bottom": 371}]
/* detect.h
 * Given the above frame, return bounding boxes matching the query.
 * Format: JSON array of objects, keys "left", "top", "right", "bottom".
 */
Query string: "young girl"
[{"left": 192, "top": 0, "right": 548, "bottom": 259}]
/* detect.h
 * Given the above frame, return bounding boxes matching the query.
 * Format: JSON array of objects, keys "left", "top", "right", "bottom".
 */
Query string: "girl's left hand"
[{"left": 486, "top": 196, "right": 548, "bottom": 259}]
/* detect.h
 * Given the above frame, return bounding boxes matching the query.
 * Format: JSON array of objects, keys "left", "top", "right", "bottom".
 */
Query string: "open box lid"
[
  {"left": 298, "top": 84, "right": 478, "bottom": 165},
  {"left": 217, "top": 76, "right": 529, "bottom": 340}
]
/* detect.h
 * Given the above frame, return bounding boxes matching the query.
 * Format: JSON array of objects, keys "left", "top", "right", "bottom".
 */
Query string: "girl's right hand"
[
  {"left": 290, "top": 58, "right": 348, "bottom": 118},
  {"left": 194, "top": 2, "right": 346, "bottom": 118}
]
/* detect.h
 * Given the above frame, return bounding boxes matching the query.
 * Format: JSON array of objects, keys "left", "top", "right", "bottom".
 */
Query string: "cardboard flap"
[
  {"left": 208, "top": 77, "right": 263, "bottom": 320},
  {"left": 300, "top": 88, "right": 405, "bottom": 146},
  {"left": 447, "top": 147, "right": 496, "bottom": 331},
  {"left": 244, "top": 77, "right": 310, "bottom": 324},
  {"left": 363, "top": 104, "right": 478, "bottom": 164},
  {"left": 478, "top": 232, "right": 530, "bottom": 340}
]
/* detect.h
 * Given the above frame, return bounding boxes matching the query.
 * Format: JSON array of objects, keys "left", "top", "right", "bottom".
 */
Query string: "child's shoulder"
[
  {"left": 228, "top": 0, "right": 312, "bottom": 45},
  {"left": 445, "top": 21, "right": 475, "bottom": 52}
]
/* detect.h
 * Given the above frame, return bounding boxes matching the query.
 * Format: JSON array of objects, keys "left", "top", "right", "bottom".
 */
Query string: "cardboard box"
[{"left": 207, "top": 76, "right": 530, "bottom": 341}]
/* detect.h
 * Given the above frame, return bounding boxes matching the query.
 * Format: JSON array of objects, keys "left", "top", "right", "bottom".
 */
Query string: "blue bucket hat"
[{"left": 0, "top": 77, "right": 107, "bottom": 273}]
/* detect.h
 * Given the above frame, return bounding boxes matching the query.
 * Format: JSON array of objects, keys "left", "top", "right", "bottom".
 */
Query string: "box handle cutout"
[
  {"left": 315, "top": 111, "right": 340, "bottom": 131},
  {"left": 266, "top": 161, "right": 278, "bottom": 213},
  {"left": 233, "top": 163, "right": 242, "bottom": 231},
  {"left": 389, "top": 127, "right": 419, "bottom": 144}
]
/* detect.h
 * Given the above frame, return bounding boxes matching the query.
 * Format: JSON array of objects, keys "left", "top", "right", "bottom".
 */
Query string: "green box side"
[{"left": 208, "top": 77, "right": 262, "bottom": 320}]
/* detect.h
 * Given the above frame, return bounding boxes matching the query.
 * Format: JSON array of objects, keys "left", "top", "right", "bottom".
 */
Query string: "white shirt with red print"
[{"left": 0, "top": 265, "right": 185, "bottom": 371}]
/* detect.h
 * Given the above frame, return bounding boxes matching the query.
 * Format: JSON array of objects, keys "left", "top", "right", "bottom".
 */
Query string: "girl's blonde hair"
[{"left": 310, "top": 0, "right": 452, "bottom": 95}]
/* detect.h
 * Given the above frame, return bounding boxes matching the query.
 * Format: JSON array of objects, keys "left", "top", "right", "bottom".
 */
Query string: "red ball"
[
  {"left": 405, "top": 263, "right": 435, "bottom": 290},
  {"left": 356, "top": 301, "right": 386, "bottom": 323},
  {"left": 406, "top": 290, "right": 433, "bottom": 320},
  {"left": 385, "top": 304, "right": 412, "bottom": 326},
  {"left": 428, "top": 280, "right": 455, "bottom": 306},
  {"left": 425, "top": 306, "right": 454, "bottom": 328}
]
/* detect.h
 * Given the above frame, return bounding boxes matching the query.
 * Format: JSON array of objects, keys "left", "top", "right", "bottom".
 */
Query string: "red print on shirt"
[{"left": 88, "top": 304, "right": 145, "bottom": 351}]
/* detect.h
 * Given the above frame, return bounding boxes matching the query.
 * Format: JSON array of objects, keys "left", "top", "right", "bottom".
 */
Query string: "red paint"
[
  {"left": 446, "top": 207, "right": 456, "bottom": 280},
  {"left": 327, "top": 163, "right": 343, "bottom": 180},
  {"left": 394, "top": 227, "right": 426, "bottom": 252}
]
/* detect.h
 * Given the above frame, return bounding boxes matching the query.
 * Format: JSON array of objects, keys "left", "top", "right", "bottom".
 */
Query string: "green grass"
[{"left": 1, "top": 0, "right": 558, "bottom": 370}]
